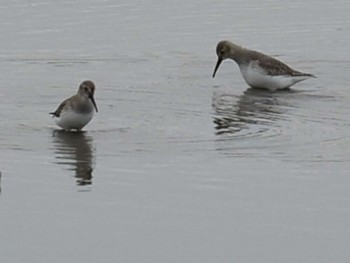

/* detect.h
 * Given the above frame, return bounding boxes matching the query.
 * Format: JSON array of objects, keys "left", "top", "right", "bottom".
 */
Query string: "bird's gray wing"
[
  {"left": 250, "top": 51, "right": 313, "bottom": 77},
  {"left": 50, "top": 98, "right": 71, "bottom": 117}
]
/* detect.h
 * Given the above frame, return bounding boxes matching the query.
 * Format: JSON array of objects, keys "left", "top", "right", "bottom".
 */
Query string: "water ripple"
[
  {"left": 213, "top": 87, "right": 350, "bottom": 162},
  {"left": 51, "top": 130, "right": 96, "bottom": 188},
  {"left": 213, "top": 88, "right": 289, "bottom": 137}
]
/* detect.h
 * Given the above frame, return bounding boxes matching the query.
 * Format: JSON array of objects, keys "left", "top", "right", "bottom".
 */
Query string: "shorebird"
[
  {"left": 50, "top": 80, "right": 98, "bottom": 131},
  {"left": 212, "top": 40, "right": 315, "bottom": 91}
]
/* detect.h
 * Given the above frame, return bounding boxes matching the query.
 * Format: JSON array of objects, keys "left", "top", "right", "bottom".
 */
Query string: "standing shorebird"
[
  {"left": 212, "top": 40, "right": 315, "bottom": 91},
  {"left": 50, "top": 80, "right": 98, "bottom": 131}
]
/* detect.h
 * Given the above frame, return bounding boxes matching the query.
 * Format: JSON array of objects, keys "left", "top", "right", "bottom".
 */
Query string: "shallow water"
[{"left": 1, "top": 1, "right": 350, "bottom": 262}]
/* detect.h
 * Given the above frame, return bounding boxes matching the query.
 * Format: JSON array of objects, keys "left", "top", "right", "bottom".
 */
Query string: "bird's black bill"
[
  {"left": 212, "top": 57, "right": 222, "bottom": 78},
  {"left": 89, "top": 95, "right": 98, "bottom": 112}
]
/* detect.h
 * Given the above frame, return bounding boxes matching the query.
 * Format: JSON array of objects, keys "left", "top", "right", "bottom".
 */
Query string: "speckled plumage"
[
  {"left": 50, "top": 80, "right": 98, "bottom": 131},
  {"left": 213, "top": 40, "right": 315, "bottom": 91}
]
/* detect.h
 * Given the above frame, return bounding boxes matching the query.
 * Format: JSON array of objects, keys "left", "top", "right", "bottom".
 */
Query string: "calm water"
[{"left": 1, "top": 1, "right": 350, "bottom": 262}]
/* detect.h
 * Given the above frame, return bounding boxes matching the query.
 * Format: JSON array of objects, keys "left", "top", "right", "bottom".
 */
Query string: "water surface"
[{"left": 1, "top": 1, "right": 350, "bottom": 262}]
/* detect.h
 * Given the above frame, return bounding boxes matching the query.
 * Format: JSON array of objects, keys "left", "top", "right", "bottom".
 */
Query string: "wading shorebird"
[
  {"left": 212, "top": 40, "right": 315, "bottom": 91},
  {"left": 50, "top": 80, "right": 98, "bottom": 131}
]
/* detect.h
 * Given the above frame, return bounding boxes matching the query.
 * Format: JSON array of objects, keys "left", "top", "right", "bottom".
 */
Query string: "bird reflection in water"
[
  {"left": 52, "top": 130, "right": 95, "bottom": 188},
  {"left": 213, "top": 88, "right": 289, "bottom": 136}
]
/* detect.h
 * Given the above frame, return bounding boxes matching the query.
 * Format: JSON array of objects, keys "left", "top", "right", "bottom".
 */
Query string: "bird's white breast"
[
  {"left": 55, "top": 110, "right": 94, "bottom": 131},
  {"left": 239, "top": 63, "right": 304, "bottom": 91}
]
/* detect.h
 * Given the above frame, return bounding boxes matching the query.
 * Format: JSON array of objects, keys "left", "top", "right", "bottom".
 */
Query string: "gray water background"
[{"left": 1, "top": 0, "right": 350, "bottom": 262}]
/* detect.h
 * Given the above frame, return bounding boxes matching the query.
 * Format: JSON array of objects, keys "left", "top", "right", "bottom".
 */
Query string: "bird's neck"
[{"left": 228, "top": 43, "right": 247, "bottom": 63}]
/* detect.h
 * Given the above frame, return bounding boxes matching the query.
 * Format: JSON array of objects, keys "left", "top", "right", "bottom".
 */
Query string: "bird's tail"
[{"left": 297, "top": 72, "right": 316, "bottom": 78}]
